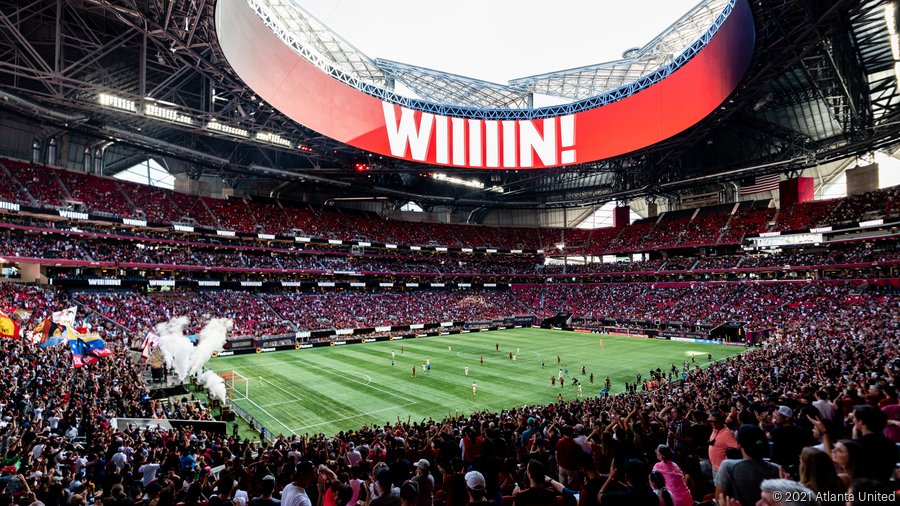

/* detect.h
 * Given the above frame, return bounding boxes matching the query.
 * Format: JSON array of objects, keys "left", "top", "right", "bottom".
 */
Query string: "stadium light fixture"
[
  {"left": 256, "top": 131, "right": 292, "bottom": 147},
  {"left": 145, "top": 104, "right": 194, "bottom": 125},
  {"left": 885, "top": 3, "right": 900, "bottom": 86},
  {"left": 98, "top": 93, "right": 137, "bottom": 112},
  {"left": 206, "top": 120, "right": 249, "bottom": 138}
]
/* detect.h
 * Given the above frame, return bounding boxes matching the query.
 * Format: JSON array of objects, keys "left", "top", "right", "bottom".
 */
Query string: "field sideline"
[{"left": 207, "top": 328, "right": 744, "bottom": 437}]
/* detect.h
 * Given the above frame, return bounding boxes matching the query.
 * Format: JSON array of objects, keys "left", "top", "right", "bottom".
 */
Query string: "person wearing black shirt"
[
  {"left": 512, "top": 461, "right": 557, "bottom": 506},
  {"left": 248, "top": 475, "right": 279, "bottom": 506},
  {"left": 852, "top": 405, "right": 898, "bottom": 483}
]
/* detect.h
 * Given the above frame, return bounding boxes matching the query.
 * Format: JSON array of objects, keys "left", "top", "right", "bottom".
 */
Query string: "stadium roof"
[{"left": 0, "top": 0, "right": 898, "bottom": 213}]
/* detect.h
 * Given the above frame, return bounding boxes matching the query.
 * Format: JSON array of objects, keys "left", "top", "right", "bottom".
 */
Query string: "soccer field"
[{"left": 207, "top": 328, "right": 744, "bottom": 437}]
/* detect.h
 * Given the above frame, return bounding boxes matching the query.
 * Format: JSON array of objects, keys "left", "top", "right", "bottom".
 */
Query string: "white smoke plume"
[
  {"left": 153, "top": 316, "right": 232, "bottom": 383},
  {"left": 189, "top": 318, "right": 234, "bottom": 377},
  {"left": 198, "top": 370, "right": 227, "bottom": 401},
  {"left": 154, "top": 316, "right": 192, "bottom": 381}
]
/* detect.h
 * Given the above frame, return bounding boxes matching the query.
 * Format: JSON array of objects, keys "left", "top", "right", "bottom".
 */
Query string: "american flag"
[{"left": 739, "top": 174, "right": 780, "bottom": 195}]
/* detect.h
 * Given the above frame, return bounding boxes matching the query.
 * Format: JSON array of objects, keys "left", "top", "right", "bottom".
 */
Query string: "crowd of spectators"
[
  {"left": 4, "top": 158, "right": 898, "bottom": 254},
  {"left": 0, "top": 277, "right": 895, "bottom": 506}
]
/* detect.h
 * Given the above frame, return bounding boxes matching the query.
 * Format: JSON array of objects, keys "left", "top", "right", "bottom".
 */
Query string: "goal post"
[{"left": 220, "top": 371, "right": 249, "bottom": 403}]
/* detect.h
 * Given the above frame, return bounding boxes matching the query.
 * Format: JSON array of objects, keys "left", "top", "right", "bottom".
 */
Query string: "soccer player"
[
  {"left": 551, "top": 376, "right": 556, "bottom": 386},
  {"left": 557, "top": 355, "right": 560, "bottom": 365},
  {"left": 401, "top": 346, "right": 404, "bottom": 354},
  {"left": 581, "top": 365, "right": 586, "bottom": 375},
  {"left": 516, "top": 347, "right": 520, "bottom": 355},
  {"left": 426, "top": 359, "right": 431, "bottom": 371},
  {"left": 605, "top": 376, "right": 611, "bottom": 390},
  {"left": 600, "top": 339, "right": 604, "bottom": 348},
  {"left": 392, "top": 358, "right": 395, "bottom": 367},
  {"left": 412, "top": 366, "right": 416, "bottom": 377},
  {"left": 471, "top": 382, "right": 477, "bottom": 397},
  {"left": 707, "top": 353, "right": 712, "bottom": 362},
  {"left": 560, "top": 377, "right": 565, "bottom": 388},
  {"left": 480, "top": 355, "right": 484, "bottom": 366},
  {"left": 464, "top": 365, "right": 469, "bottom": 376},
  {"left": 422, "top": 363, "right": 426, "bottom": 375},
  {"left": 577, "top": 384, "right": 583, "bottom": 398},
  {"left": 541, "top": 359, "right": 545, "bottom": 369},
  {"left": 589, "top": 373, "right": 594, "bottom": 385},
  {"left": 392, "top": 351, "right": 395, "bottom": 360},
  {"left": 495, "top": 342, "right": 499, "bottom": 352},
  {"left": 512, "top": 354, "right": 517, "bottom": 362},
  {"left": 508, "top": 351, "right": 513, "bottom": 361},
  {"left": 564, "top": 365, "right": 568, "bottom": 377},
  {"left": 558, "top": 369, "right": 563, "bottom": 379},
  {"left": 557, "top": 392, "right": 563, "bottom": 402}
]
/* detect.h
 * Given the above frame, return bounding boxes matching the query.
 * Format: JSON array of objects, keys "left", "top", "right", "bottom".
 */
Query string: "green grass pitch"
[{"left": 207, "top": 328, "right": 744, "bottom": 437}]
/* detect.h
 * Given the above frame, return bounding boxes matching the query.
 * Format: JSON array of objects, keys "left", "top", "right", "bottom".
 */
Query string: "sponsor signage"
[
  {"left": 217, "top": 351, "right": 235, "bottom": 357},
  {"left": 258, "top": 233, "right": 276, "bottom": 240},
  {"left": 318, "top": 281, "right": 335, "bottom": 287},
  {"left": 149, "top": 280, "right": 176, "bottom": 287},
  {"left": 296, "top": 236, "right": 311, "bottom": 242},
  {"left": 440, "top": 322, "right": 453, "bottom": 327},
  {"left": 198, "top": 281, "right": 220, "bottom": 286},
  {"left": 335, "top": 329, "right": 353, "bottom": 335},
  {"left": 217, "top": 230, "right": 236, "bottom": 237},
  {"left": 296, "top": 331, "right": 311, "bottom": 338},
  {"left": 379, "top": 282, "right": 394, "bottom": 287},
  {"left": 860, "top": 218, "right": 884, "bottom": 228},
  {"left": 375, "top": 326, "right": 391, "bottom": 332},
  {"left": 174, "top": 224, "right": 194, "bottom": 232},
  {"left": 328, "top": 239, "right": 343, "bottom": 245},
  {"left": 240, "top": 281, "right": 263, "bottom": 287},
  {"left": 281, "top": 281, "right": 304, "bottom": 287},
  {"left": 749, "top": 233, "right": 822, "bottom": 249},
  {"left": 260, "top": 347, "right": 276, "bottom": 352},
  {"left": 0, "top": 201, "right": 20, "bottom": 211},
  {"left": 59, "top": 210, "right": 88, "bottom": 220},
  {"left": 810, "top": 226, "right": 832, "bottom": 233},
  {"left": 88, "top": 279, "right": 121, "bottom": 286},
  {"left": 410, "top": 324, "right": 424, "bottom": 329},
  {"left": 123, "top": 218, "right": 147, "bottom": 227},
  {"left": 299, "top": 343, "right": 314, "bottom": 349},
  {"left": 350, "top": 282, "right": 366, "bottom": 287}
]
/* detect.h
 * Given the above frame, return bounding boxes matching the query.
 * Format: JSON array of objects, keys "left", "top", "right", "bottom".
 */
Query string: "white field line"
[
  {"left": 243, "top": 394, "right": 296, "bottom": 435},
  {"left": 257, "top": 376, "right": 302, "bottom": 402},
  {"left": 259, "top": 400, "right": 299, "bottom": 408},
  {"left": 289, "top": 401, "right": 418, "bottom": 432}
]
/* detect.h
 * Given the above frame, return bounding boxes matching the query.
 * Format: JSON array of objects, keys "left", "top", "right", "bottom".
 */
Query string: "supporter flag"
[
  {"left": 0, "top": 311, "right": 20, "bottom": 339},
  {"left": 29, "top": 318, "right": 66, "bottom": 347},
  {"left": 52, "top": 306, "right": 78, "bottom": 327},
  {"left": 12, "top": 308, "right": 32, "bottom": 323},
  {"left": 141, "top": 331, "right": 160, "bottom": 361},
  {"left": 67, "top": 327, "right": 110, "bottom": 367},
  {"left": 81, "top": 332, "right": 113, "bottom": 358},
  {"left": 739, "top": 174, "right": 780, "bottom": 195}
]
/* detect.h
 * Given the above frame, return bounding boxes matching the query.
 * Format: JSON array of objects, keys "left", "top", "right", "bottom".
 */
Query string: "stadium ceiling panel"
[
  {"left": 374, "top": 59, "right": 532, "bottom": 109},
  {"left": 508, "top": 0, "right": 730, "bottom": 100}
]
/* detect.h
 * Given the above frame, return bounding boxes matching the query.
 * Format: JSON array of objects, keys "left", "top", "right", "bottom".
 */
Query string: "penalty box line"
[{"left": 289, "top": 400, "right": 418, "bottom": 432}]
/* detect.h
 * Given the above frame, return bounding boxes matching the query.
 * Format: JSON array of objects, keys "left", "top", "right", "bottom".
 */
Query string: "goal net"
[{"left": 221, "top": 371, "right": 249, "bottom": 403}]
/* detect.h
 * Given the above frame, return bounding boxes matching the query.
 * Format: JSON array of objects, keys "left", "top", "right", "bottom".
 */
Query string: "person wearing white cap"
[
  {"left": 464, "top": 471, "right": 491, "bottom": 506},
  {"left": 412, "top": 459, "right": 433, "bottom": 506},
  {"left": 768, "top": 405, "right": 804, "bottom": 468}
]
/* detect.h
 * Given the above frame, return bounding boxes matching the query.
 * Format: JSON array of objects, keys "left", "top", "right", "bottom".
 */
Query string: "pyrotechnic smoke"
[
  {"left": 198, "top": 370, "right": 227, "bottom": 401},
  {"left": 153, "top": 316, "right": 233, "bottom": 383},
  {"left": 154, "top": 316, "right": 192, "bottom": 381},
  {"left": 189, "top": 318, "right": 234, "bottom": 376}
]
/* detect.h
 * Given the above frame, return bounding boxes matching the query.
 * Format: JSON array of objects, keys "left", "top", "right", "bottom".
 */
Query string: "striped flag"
[{"left": 739, "top": 174, "right": 780, "bottom": 195}]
